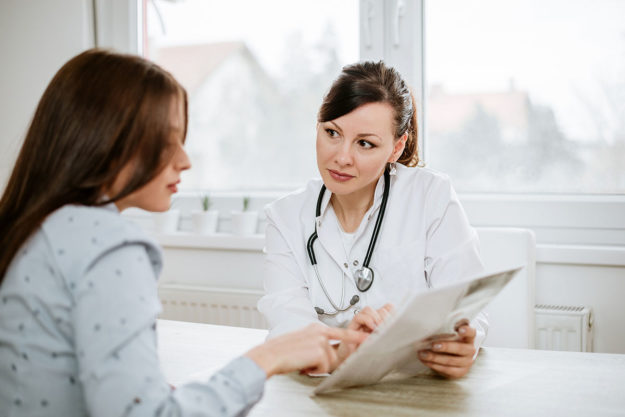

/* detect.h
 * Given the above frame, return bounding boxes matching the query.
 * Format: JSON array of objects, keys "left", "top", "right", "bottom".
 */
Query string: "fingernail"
[
  {"left": 433, "top": 344, "right": 442, "bottom": 351},
  {"left": 419, "top": 351, "right": 428, "bottom": 359},
  {"left": 459, "top": 327, "right": 466, "bottom": 334}
]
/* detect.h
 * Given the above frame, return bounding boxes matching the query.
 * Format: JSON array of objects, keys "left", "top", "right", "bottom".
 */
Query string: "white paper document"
[{"left": 314, "top": 266, "right": 522, "bottom": 394}]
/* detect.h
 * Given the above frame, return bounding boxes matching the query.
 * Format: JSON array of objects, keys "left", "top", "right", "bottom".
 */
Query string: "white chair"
[{"left": 476, "top": 227, "right": 536, "bottom": 349}]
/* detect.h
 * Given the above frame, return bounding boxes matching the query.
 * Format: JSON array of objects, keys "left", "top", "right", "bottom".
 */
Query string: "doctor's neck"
[{"left": 330, "top": 181, "right": 377, "bottom": 233}]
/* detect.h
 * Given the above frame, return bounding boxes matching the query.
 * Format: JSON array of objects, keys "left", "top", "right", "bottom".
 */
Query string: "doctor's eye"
[
  {"left": 325, "top": 128, "right": 340, "bottom": 138},
  {"left": 357, "top": 139, "right": 375, "bottom": 149}
]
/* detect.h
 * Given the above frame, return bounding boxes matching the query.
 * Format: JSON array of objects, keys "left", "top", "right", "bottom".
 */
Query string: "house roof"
[
  {"left": 152, "top": 41, "right": 246, "bottom": 93},
  {"left": 428, "top": 85, "right": 530, "bottom": 134}
]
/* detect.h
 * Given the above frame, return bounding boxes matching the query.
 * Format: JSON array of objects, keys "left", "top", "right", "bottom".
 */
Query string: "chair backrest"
[{"left": 476, "top": 227, "right": 536, "bottom": 349}]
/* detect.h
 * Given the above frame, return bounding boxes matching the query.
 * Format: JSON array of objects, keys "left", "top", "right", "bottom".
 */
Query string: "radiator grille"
[
  {"left": 535, "top": 304, "right": 593, "bottom": 352},
  {"left": 158, "top": 285, "right": 268, "bottom": 329}
]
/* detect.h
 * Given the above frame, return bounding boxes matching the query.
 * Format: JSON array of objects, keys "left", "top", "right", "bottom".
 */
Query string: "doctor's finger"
[
  {"left": 360, "top": 306, "right": 384, "bottom": 326},
  {"left": 381, "top": 303, "right": 395, "bottom": 313},
  {"left": 422, "top": 361, "right": 471, "bottom": 379},
  {"left": 456, "top": 324, "right": 476, "bottom": 341},
  {"left": 431, "top": 340, "right": 476, "bottom": 358},
  {"left": 419, "top": 350, "right": 474, "bottom": 368},
  {"left": 349, "top": 312, "right": 378, "bottom": 332},
  {"left": 377, "top": 303, "right": 395, "bottom": 321}
]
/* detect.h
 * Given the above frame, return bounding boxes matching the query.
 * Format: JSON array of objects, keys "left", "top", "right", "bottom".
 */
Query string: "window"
[
  {"left": 425, "top": 0, "right": 625, "bottom": 194},
  {"left": 99, "top": 0, "right": 622, "bottom": 246},
  {"left": 144, "top": 0, "right": 359, "bottom": 191}
]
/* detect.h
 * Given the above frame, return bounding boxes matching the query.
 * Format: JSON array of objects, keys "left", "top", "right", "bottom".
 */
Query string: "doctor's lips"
[
  {"left": 167, "top": 180, "right": 180, "bottom": 193},
  {"left": 328, "top": 169, "right": 355, "bottom": 182}
]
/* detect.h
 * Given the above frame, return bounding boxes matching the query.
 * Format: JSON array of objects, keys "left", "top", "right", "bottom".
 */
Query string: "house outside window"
[
  {"left": 425, "top": 0, "right": 625, "bottom": 194},
  {"left": 145, "top": 0, "right": 359, "bottom": 191}
]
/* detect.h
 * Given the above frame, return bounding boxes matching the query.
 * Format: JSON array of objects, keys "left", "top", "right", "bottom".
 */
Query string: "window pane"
[
  {"left": 145, "top": 0, "right": 359, "bottom": 191},
  {"left": 426, "top": 0, "right": 625, "bottom": 194}
]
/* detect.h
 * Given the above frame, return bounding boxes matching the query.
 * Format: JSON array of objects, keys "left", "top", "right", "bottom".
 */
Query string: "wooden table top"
[{"left": 157, "top": 319, "right": 625, "bottom": 417}]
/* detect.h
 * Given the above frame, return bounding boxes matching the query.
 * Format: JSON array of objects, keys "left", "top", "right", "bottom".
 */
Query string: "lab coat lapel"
[
  {"left": 315, "top": 189, "right": 348, "bottom": 273},
  {"left": 314, "top": 174, "right": 390, "bottom": 272},
  {"left": 316, "top": 212, "right": 347, "bottom": 273}
]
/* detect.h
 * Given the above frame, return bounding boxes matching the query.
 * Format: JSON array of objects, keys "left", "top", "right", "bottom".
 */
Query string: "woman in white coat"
[{"left": 258, "top": 61, "right": 487, "bottom": 378}]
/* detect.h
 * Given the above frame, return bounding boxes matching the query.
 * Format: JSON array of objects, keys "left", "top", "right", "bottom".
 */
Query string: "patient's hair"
[
  {"left": 318, "top": 61, "right": 419, "bottom": 167},
  {"left": 0, "top": 48, "right": 187, "bottom": 281}
]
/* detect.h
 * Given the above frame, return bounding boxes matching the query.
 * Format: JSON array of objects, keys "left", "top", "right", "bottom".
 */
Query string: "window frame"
[
  {"left": 102, "top": 0, "right": 625, "bottom": 249},
  {"left": 363, "top": 0, "right": 625, "bottom": 247}
]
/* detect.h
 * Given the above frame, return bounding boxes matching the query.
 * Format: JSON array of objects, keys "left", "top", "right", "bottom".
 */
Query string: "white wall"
[
  {"left": 535, "top": 263, "right": 625, "bottom": 353},
  {"left": 0, "top": 0, "right": 94, "bottom": 190}
]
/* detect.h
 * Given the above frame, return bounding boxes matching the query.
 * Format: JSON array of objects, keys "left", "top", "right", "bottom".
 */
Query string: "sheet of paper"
[{"left": 314, "top": 266, "right": 522, "bottom": 394}]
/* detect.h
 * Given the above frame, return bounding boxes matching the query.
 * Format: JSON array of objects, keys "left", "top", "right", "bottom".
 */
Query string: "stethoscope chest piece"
[
  {"left": 307, "top": 168, "right": 390, "bottom": 316},
  {"left": 354, "top": 267, "right": 374, "bottom": 292}
]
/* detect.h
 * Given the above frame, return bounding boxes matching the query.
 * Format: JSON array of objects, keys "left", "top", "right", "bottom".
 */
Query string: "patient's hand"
[
  {"left": 336, "top": 304, "right": 395, "bottom": 368},
  {"left": 245, "top": 324, "right": 367, "bottom": 377},
  {"left": 417, "top": 324, "right": 477, "bottom": 379}
]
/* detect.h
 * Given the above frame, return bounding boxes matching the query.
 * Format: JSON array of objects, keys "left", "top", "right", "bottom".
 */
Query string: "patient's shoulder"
[{"left": 42, "top": 204, "right": 161, "bottom": 278}]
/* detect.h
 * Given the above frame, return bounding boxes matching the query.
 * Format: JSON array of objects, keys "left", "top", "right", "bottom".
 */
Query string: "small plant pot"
[
  {"left": 152, "top": 209, "right": 180, "bottom": 234},
  {"left": 191, "top": 210, "right": 219, "bottom": 234},
  {"left": 230, "top": 211, "right": 258, "bottom": 236}
]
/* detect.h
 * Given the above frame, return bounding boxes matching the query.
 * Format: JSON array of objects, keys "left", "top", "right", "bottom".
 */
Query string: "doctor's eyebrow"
[
  {"left": 328, "top": 121, "right": 381, "bottom": 140},
  {"left": 327, "top": 121, "right": 344, "bottom": 134}
]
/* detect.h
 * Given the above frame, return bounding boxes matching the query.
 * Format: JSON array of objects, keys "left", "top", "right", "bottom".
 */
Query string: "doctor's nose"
[{"left": 335, "top": 143, "right": 354, "bottom": 167}]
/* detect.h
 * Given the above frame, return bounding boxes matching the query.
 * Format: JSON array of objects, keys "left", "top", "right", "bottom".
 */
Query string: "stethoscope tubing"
[{"left": 307, "top": 169, "right": 391, "bottom": 314}]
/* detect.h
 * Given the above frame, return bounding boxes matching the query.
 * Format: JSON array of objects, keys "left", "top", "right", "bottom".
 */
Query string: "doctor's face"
[{"left": 316, "top": 102, "right": 405, "bottom": 198}]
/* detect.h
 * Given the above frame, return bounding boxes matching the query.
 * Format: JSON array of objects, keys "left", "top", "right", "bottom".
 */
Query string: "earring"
[{"left": 388, "top": 162, "right": 397, "bottom": 175}]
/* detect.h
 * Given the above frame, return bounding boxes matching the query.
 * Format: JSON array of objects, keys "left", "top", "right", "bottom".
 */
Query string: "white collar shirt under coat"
[{"left": 258, "top": 164, "right": 486, "bottom": 339}]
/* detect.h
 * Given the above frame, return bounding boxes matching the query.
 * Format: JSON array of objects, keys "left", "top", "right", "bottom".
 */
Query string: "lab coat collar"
[
  {"left": 313, "top": 168, "right": 397, "bottom": 271},
  {"left": 316, "top": 167, "right": 396, "bottom": 222}
]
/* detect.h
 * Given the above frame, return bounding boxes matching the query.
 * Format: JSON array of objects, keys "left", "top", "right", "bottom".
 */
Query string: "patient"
[{"left": 0, "top": 49, "right": 366, "bottom": 417}]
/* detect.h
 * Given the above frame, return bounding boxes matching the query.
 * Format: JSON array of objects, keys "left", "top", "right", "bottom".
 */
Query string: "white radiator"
[
  {"left": 158, "top": 288, "right": 595, "bottom": 353},
  {"left": 535, "top": 304, "right": 593, "bottom": 352},
  {"left": 158, "top": 284, "right": 268, "bottom": 329}
]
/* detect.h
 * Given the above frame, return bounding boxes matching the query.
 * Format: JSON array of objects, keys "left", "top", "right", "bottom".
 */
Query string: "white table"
[{"left": 158, "top": 319, "right": 625, "bottom": 417}]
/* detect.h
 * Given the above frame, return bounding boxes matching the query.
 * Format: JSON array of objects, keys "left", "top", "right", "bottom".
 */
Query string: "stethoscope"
[{"left": 306, "top": 168, "right": 391, "bottom": 316}]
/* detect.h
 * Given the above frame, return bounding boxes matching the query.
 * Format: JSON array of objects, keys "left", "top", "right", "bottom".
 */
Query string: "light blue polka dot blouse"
[{"left": 0, "top": 204, "right": 265, "bottom": 417}]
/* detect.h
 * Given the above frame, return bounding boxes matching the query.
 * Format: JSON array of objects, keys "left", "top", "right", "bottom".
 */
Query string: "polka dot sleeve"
[{"left": 74, "top": 244, "right": 266, "bottom": 417}]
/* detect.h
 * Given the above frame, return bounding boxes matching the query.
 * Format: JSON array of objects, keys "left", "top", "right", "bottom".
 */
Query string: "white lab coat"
[{"left": 258, "top": 164, "right": 488, "bottom": 349}]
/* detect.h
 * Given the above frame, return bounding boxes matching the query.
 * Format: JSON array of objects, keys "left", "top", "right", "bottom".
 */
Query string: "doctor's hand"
[
  {"left": 417, "top": 324, "right": 477, "bottom": 379},
  {"left": 245, "top": 323, "right": 368, "bottom": 378},
  {"left": 336, "top": 304, "right": 395, "bottom": 366},
  {"left": 347, "top": 304, "right": 395, "bottom": 333}
]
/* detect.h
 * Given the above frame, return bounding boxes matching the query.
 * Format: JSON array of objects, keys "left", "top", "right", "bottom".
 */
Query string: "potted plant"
[
  {"left": 152, "top": 200, "right": 180, "bottom": 234},
  {"left": 191, "top": 194, "right": 219, "bottom": 234},
  {"left": 230, "top": 196, "right": 258, "bottom": 236}
]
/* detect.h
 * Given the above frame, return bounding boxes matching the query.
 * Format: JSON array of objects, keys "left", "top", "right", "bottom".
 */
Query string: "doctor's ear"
[{"left": 389, "top": 134, "right": 407, "bottom": 163}]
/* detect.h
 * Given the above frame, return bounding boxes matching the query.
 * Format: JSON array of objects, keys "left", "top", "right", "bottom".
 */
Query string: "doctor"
[{"left": 258, "top": 61, "right": 487, "bottom": 378}]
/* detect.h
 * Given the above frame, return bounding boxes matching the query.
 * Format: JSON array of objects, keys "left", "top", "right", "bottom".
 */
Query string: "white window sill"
[
  {"left": 536, "top": 244, "right": 625, "bottom": 267},
  {"left": 151, "top": 231, "right": 625, "bottom": 268},
  {"left": 154, "top": 232, "right": 264, "bottom": 251}
]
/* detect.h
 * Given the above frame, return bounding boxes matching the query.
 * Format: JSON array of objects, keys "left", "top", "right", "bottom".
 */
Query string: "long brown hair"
[
  {"left": 0, "top": 49, "right": 187, "bottom": 282},
  {"left": 318, "top": 61, "right": 419, "bottom": 166}
]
